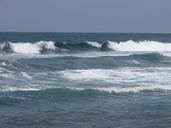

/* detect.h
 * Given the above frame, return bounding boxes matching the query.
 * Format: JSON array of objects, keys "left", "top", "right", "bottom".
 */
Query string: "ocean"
[{"left": 0, "top": 33, "right": 171, "bottom": 128}]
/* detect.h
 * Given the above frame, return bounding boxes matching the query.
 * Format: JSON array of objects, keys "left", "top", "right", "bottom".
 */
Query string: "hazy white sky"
[{"left": 0, "top": 0, "right": 171, "bottom": 33}]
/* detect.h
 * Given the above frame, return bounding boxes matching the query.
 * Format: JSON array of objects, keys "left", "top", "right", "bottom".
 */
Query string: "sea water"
[{"left": 0, "top": 33, "right": 171, "bottom": 128}]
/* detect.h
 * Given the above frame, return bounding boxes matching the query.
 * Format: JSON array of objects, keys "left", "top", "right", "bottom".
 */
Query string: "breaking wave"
[
  {"left": 58, "top": 40, "right": 171, "bottom": 52},
  {"left": 1, "top": 40, "right": 171, "bottom": 54},
  {"left": 106, "top": 40, "right": 171, "bottom": 52},
  {"left": 0, "top": 41, "right": 56, "bottom": 54}
]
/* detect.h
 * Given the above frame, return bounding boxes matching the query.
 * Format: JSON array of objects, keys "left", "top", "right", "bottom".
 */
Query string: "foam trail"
[
  {"left": 92, "top": 85, "right": 171, "bottom": 93},
  {"left": 64, "top": 85, "right": 171, "bottom": 93},
  {"left": 1, "top": 87, "right": 40, "bottom": 92},
  {"left": 107, "top": 40, "right": 171, "bottom": 52},
  {"left": 1, "top": 85, "right": 171, "bottom": 93}
]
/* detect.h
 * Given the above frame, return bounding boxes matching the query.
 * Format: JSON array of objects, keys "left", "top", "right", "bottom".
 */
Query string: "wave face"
[{"left": 1, "top": 33, "right": 171, "bottom": 128}]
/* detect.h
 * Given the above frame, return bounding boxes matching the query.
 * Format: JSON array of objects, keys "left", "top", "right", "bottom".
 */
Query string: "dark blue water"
[{"left": 0, "top": 33, "right": 171, "bottom": 128}]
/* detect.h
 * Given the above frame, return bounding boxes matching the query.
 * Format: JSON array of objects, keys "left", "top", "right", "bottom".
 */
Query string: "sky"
[{"left": 0, "top": 0, "right": 171, "bottom": 33}]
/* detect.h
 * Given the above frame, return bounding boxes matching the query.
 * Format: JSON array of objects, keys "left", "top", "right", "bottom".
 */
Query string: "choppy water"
[{"left": 0, "top": 33, "right": 171, "bottom": 128}]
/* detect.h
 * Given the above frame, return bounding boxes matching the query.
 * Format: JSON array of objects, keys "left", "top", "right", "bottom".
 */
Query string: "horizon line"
[{"left": 0, "top": 32, "right": 171, "bottom": 34}]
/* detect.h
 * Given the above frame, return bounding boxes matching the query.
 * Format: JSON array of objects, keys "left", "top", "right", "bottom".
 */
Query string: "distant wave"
[{"left": 1, "top": 40, "right": 171, "bottom": 54}]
